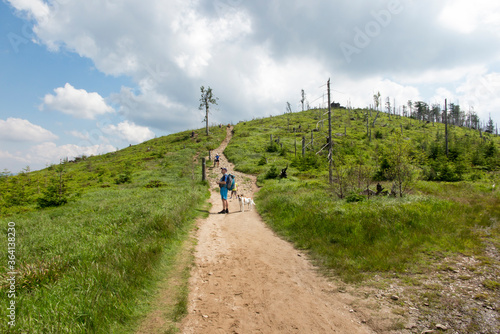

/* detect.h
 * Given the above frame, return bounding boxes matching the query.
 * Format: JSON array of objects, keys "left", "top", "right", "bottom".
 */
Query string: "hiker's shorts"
[{"left": 220, "top": 187, "right": 228, "bottom": 200}]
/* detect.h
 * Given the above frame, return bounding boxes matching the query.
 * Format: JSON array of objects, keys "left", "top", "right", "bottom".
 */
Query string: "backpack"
[{"left": 226, "top": 174, "right": 235, "bottom": 190}]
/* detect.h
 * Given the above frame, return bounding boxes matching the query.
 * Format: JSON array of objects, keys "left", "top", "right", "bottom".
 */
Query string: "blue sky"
[
  {"left": 1, "top": 0, "right": 500, "bottom": 173},
  {"left": 1, "top": 0, "right": 142, "bottom": 173}
]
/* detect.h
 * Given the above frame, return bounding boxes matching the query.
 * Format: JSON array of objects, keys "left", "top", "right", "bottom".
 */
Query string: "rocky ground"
[{"left": 345, "top": 242, "right": 500, "bottom": 333}]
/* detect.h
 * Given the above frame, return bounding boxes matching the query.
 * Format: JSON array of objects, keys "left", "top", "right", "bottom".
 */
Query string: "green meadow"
[
  {"left": 0, "top": 126, "right": 226, "bottom": 333},
  {"left": 1, "top": 106, "right": 499, "bottom": 332},
  {"left": 226, "top": 108, "right": 500, "bottom": 282}
]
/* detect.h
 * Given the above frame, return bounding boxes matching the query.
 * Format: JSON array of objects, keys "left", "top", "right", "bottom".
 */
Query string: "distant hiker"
[
  {"left": 230, "top": 182, "right": 238, "bottom": 199},
  {"left": 217, "top": 167, "right": 229, "bottom": 214},
  {"left": 214, "top": 153, "right": 220, "bottom": 167}
]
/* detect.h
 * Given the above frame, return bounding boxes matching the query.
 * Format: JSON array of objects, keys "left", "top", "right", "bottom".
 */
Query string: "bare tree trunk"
[
  {"left": 205, "top": 102, "right": 209, "bottom": 135},
  {"left": 366, "top": 115, "right": 369, "bottom": 137},
  {"left": 202, "top": 158, "right": 206, "bottom": 181},
  {"left": 302, "top": 136, "right": 306, "bottom": 157},
  {"left": 372, "top": 110, "right": 381, "bottom": 127},
  {"left": 445, "top": 99, "right": 448, "bottom": 157},
  {"left": 328, "top": 79, "right": 333, "bottom": 185}
]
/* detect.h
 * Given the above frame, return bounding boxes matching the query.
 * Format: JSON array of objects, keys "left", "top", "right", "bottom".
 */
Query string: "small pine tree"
[
  {"left": 37, "top": 166, "right": 68, "bottom": 208},
  {"left": 485, "top": 117, "right": 495, "bottom": 133}
]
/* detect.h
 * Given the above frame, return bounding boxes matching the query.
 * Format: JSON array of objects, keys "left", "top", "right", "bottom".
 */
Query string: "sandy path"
[{"left": 180, "top": 127, "right": 375, "bottom": 334}]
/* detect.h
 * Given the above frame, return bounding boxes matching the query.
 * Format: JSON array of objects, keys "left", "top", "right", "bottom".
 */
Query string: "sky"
[{"left": 1, "top": 0, "right": 500, "bottom": 173}]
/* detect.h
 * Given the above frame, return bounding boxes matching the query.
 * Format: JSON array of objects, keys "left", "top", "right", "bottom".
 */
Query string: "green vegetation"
[
  {"left": 226, "top": 108, "right": 500, "bottom": 282},
  {"left": 1, "top": 104, "right": 499, "bottom": 330},
  {"left": 0, "top": 126, "right": 226, "bottom": 333}
]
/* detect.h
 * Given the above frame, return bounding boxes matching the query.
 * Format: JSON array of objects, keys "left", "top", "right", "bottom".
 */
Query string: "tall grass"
[
  {"left": 0, "top": 126, "right": 226, "bottom": 333},
  {"left": 0, "top": 180, "right": 208, "bottom": 333},
  {"left": 226, "top": 110, "right": 499, "bottom": 282},
  {"left": 256, "top": 180, "right": 497, "bottom": 282}
]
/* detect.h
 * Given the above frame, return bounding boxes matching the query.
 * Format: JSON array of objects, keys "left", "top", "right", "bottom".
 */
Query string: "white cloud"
[
  {"left": 41, "top": 83, "right": 114, "bottom": 119},
  {"left": 102, "top": 120, "right": 155, "bottom": 144},
  {"left": 0, "top": 142, "right": 117, "bottom": 173},
  {"left": 455, "top": 72, "right": 500, "bottom": 122},
  {"left": 110, "top": 86, "right": 202, "bottom": 131},
  {"left": 7, "top": 0, "right": 50, "bottom": 22},
  {"left": 430, "top": 87, "right": 454, "bottom": 106},
  {"left": 326, "top": 75, "right": 422, "bottom": 111},
  {"left": 7, "top": 0, "right": 500, "bottom": 131},
  {"left": 26, "top": 142, "right": 116, "bottom": 165},
  {"left": 393, "top": 65, "right": 488, "bottom": 86},
  {"left": 0, "top": 117, "right": 58, "bottom": 142},
  {"left": 456, "top": 72, "right": 500, "bottom": 104},
  {"left": 0, "top": 150, "right": 19, "bottom": 161},
  {"left": 0, "top": 149, "right": 28, "bottom": 173},
  {"left": 439, "top": 0, "right": 500, "bottom": 35}
]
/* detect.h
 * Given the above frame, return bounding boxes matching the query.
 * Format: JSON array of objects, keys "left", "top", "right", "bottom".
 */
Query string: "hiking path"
[{"left": 179, "top": 126, "right": 375, "bottom": 334}]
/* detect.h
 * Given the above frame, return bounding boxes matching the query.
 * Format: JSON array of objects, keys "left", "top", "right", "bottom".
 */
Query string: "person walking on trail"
[
  {"left": 214, "top": 153, "right": 220, "bottom": 167},
  {"left": 217, "top": 167, "right": 229, "bottom": 214}
]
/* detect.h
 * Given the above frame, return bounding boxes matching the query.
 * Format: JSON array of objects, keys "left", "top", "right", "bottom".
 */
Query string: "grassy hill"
[
  {"left": 226, "top": 108, "right": 499, "bottom": 281},
  {"left": 0, "top": 126, "right": 226, "bottom": 333},
  {"left": 1, "top": 107, "right": 499, "bottom": 333},
  {"left": 226, "top": 108, "right": 500, "bottom": 332}
]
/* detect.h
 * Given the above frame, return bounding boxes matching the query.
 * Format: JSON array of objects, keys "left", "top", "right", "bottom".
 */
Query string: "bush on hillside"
[
  {"left": 290, "top": 153, "right": 321, "bottom": 171},
  {"left": 266, "top": 142, "right": 280, "bottom": 153},
  {"left": 37, "top": 182, "right": 68, "bottom": 208},
  {"left": 265, "top": 165, "right": 279, "bottom": 179},
  {"left": 258, "top": 155, "right": 267, "bottom": 165}
]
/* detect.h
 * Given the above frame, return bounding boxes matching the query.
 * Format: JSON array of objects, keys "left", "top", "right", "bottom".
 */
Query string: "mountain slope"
[{"left": 0, "top": 126, "right": 226, "bottom": 333}]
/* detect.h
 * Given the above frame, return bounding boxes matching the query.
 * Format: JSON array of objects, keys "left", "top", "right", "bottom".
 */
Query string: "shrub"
[
  {"left": 290, "top": 153, "right": 321, "bottom": 171},
  {"left": 485, "top": 141, "right": 497, "bottom": 158},
  {"left": 37, "top": 185, "right": 68, "bottom": 208},
  {"left": 266, "top": 142, "right": 280, "bottom": 153},
  {"left": 374, "top": 157, "right": 391, "bottom": 181},
  {"left": 145, "top": 180, "right": 166, "bottom": 188},
  {"left": 258, "top": 156, "right": 267, "bottom": 166},
  {"left": 345, "top": 193, "right": 366, "bottom": 203},
  {"left": 424, "top": 158, "right": 464, "bottom": 182},
  {"left": 279, "top": 146, "right": 287, "bottom": 157},
  {"left": 115, "top": 170, "right": 132, "bottom": 184},
  {"left": 37, "top": 176, "right": 69, "bottom": 208},
  {"left": 265, "top": 165, "right": 279, "bottom": 179}
]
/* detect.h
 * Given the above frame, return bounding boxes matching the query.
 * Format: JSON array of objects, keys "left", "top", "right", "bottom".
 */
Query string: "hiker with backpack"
[
  {"left": 214, "top": 153, "right": 220, "bottom": 167},
  {"left": 217, "top": 167, "right": 234, "bottom": 214}
]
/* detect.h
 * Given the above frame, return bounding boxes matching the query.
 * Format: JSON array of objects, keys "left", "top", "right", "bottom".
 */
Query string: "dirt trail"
[{"left": 180, "top": 127, "right": 375, "bottom": 334}]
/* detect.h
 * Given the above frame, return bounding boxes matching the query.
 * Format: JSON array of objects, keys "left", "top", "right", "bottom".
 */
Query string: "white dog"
[{"left": 237, "top": 195, "right": 255, "bottom": 212}]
